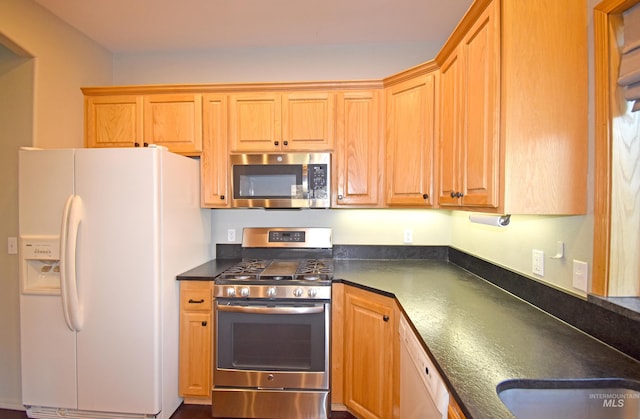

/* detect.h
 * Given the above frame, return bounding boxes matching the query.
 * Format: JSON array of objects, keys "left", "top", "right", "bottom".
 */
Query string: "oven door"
[{"left": 214, "top": 299, "right": 330, "bottom": 390}]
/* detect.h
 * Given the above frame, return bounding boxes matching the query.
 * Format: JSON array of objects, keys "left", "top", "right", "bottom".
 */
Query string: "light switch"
[{"left": 7, "top": 237, "right": 17, "bottom": 255}]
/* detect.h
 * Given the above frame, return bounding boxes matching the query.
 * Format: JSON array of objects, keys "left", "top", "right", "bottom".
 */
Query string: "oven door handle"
[{"left": 217, "top": 304, "right": 325, "bottom": 315}]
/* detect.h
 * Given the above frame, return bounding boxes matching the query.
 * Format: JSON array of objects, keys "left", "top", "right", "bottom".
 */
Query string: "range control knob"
[
  {"left": 307, "top": 288, "right": 318, "bottom": 298},
  {"left": 240, "top": 287, "right": 250, "bottom": 298},
  {"left": 226, "top": 287, "right": 236, "bottom": 297},
  {"left": 266, "top": 287, "right": 277, "bottom": 298},
  {"left": 293, "top": 287, "right": 304, "bottom": 298}
]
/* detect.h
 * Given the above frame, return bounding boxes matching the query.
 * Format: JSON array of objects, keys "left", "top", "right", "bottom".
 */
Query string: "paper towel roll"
[{"left": 468, "top": 214, "right": 511, "bottom": 227}]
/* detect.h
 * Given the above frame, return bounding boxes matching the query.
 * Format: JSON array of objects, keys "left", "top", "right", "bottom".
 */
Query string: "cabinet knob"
[
  {"left": 201, "top": 321, "right": 207, "bottom": 327},
  {"left": 338, "top": 194, "right": 344, "bottom": 200},
  {"left": 134, "top": 142, "right": 140, "bottom": 147},
  {"left": 274, "top": 141, "right": 279, "bottom": 146},
  {"left": 383, "top": 315, "right": 389, "bottom": 322},
  {"left": 143, "top": 142, "right": 149, "bottom": 147},
  {"left": 456, "top": 192, "right": 464, "bottom": 198},
  {"left": 220, "top": 195, "right": 225, "bottom": 200},
  {"left": 283, "top": 141, "right": 288, "bottom": 146},
  {"left": 422, "top": 193, "right": 429, "bottom": 200}
]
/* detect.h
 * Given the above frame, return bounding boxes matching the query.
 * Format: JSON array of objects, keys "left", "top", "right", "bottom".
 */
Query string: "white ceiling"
[{"left": 33, "top": 0, "right": 473, "bottom": 53}]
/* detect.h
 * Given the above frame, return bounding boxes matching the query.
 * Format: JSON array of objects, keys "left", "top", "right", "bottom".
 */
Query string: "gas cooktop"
[
  {"left": 214, "top": 228, "right": 333, "bottom": 300},
  {"left": 217, "top": 258, "right": 334, "bottom": 282}
]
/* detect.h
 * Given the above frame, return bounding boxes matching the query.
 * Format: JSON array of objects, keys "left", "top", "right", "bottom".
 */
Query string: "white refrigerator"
[{"left": 18, "top": 147, "right": 211, "bottom": 419}]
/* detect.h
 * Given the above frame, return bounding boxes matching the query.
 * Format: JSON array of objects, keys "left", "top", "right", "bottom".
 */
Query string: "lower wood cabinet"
[
  {"left": 448, "top": 395, "right": 466, "bottom": 419},
  {"left": 333, "top": 284, "right": 400, "bottom": 419},
  {"left": 178, "top": 281, "right": 212, "bottom": 402},
  {"left": 332, "top": 283, "right": 466, "bottom": 419}
]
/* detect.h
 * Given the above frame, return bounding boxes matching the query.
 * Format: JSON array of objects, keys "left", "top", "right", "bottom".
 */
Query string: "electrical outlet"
[
  {"left": 227, "top": 229, "right": 236, "bottom": 242},
  {"left": 403, "top": 229, "right": 413, "bottom": 244},
  {"left": 532, "top": 249, "right": 544, "bottom": 276},
  {"left": 573, "top": 260, "right": 588, "bottom": 292}
]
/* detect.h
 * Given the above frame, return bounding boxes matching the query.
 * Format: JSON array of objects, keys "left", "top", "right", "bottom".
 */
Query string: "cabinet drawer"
[{"left": 180, "top": 282, "right": 212, "bottom": 311}]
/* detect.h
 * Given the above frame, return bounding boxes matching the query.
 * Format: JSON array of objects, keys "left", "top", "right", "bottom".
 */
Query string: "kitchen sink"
[{"left": 497, "top": 378, "right": 640, "bottom": 419}]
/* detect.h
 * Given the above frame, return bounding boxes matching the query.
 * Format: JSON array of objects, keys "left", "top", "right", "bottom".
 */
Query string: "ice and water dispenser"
[{"left": 20, "top": 236, "right": 61, "bottom": 295}]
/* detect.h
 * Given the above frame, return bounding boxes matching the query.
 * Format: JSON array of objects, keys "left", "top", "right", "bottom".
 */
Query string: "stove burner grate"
[{"left": 217, "top": 258, "right": 334, "bottom": 282}]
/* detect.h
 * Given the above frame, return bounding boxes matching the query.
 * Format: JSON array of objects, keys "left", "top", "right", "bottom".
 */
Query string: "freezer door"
[
  {"left": 18, "top": 148, "right": 78, "bottom": 408},
  {"left": 73, "top": 148, "right": 161, "bottom": 415}
]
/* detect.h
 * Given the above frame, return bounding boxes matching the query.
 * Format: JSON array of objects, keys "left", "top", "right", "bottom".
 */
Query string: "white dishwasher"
[{"left": 399, "top": 315, "right": 449, "bottom": 419}]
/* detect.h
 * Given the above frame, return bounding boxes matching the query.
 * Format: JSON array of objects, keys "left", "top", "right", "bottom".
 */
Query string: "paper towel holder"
[{"left": 468, "top": 214, "right": 511, "bottom": 227}]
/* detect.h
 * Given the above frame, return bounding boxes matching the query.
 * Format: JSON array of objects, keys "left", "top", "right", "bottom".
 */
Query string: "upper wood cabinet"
[
  {"left": 333, "top": 90, "right": 384, "bottom": 207},
  {"left": 201, "top": 94, "right": 229, "bottom": 208},
  {"left": 438, "top": 0, "right": 499, "bottom": 208},
  {"left": 143, "top": 94, "right": 203, "bottom": 155},
  {"left": 84, "top": 91, "right": 203, "bottom": 156},
  {"left": 435, "top": 0, "right": 588, "bottom": 214},
  {"left": 85, "top": 95, "right": 144, "bottom": 149},
  {"left": 229, "top": 91, "right": 335, "bottom": 152},
  {"left": 384, "top": 68, "right": 438, "bottom": 207}
]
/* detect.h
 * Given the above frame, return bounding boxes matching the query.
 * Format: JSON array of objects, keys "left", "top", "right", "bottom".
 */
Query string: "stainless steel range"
[{"left": 212, "top": 227, "right": 333, "bottom": 419}]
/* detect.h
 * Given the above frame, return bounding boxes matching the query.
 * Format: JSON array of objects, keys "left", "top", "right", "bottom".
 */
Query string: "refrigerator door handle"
[
  {"left": 60, "top": 194, "right": 84, "bottom": 332},
  {"left": 60, "top": 195, "right": 74, "bottom": 331}
]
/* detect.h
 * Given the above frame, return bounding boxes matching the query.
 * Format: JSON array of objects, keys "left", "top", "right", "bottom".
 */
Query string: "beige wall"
[
  {"left": 0, "top": 0, "right": 113, "bottom": 409},
  {"left": 113, "top": 42, "right": 445, "bottom": 85},
  {"left": 0, "top": 0, "right": 112, "bottom": 149},
  {"left": 211, "top": 209, "right": 594, "bottom": 296}
]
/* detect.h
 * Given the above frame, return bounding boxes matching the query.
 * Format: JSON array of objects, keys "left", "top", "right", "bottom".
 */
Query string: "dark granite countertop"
[
  {"left": 177, "top": 257, "right": 640, "bottom": 418},
  {"left": 333, "top": 259, "right": 640, "bottom": 419},
  {"left": 176, "top": 259, "right": 240, "bottom": 280}
]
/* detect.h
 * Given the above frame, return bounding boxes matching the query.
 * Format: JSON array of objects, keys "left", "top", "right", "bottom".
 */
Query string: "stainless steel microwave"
[{"left": 230, "top": 153, "right": 331, "bottom": 209}]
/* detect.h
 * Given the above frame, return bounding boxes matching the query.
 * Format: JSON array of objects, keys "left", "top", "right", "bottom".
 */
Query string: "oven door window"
[
  {"left": 216, "top": 301, "right": 327, "bottom": 372},
  {"left": 233, "top": 165, "right": 304, "bottom": 199}
]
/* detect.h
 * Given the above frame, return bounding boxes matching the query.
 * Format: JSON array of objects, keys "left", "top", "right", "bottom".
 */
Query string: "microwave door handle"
[{"left": 217, "top": 305, "right": 324, "bottom": 315}]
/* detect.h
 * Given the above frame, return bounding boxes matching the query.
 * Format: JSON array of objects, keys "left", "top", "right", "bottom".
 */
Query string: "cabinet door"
[
  {"left": 85, "top": 95, "right": 143, "bottom": 148},
  {"left": 460, "top": 0, "right": 499, "bottom": 208},
  {"left": 143, "top": 94, "right": 203, "bottom": 155},
  {"left": 344, "top": 286, "right": 396, "bottom": 419},
  {"left": 334, "top": 90, "right": 382, "bottom": 207},
  {"left": 282, "top": 91, "right": 335, "bottom": 151},
  {"left": 202, "top": 94, "right": 230, "bottom": 208},
  {"left": 179, "top": 311, "right": 212, "bottom": 397},
  {"left": 448, "top": 395, "right": 467, "bottom": 419},
  {"left": 178, "top": 282, "right": 212, "bottom": 399},
  {"left": 385, "top": 72, "right": 437, "bottom": 207},
  {"left": 438, "top": 50, "right": 463, "bottom": 207},
  {"left": 229, "top": 93, "right": 282, "bottom": 152},
  {"left": 438, "top": 1, "right": 499, "bottom": 208}
]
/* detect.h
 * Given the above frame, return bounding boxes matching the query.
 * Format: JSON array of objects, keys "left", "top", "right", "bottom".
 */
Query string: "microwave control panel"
[{"left": 309, "top": 164, "right": 328, "bottom": 198}]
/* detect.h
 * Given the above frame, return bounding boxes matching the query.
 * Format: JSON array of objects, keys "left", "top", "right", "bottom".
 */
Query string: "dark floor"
[{"left": 0, "top": 405, "right": 355, "bottom": 419}]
